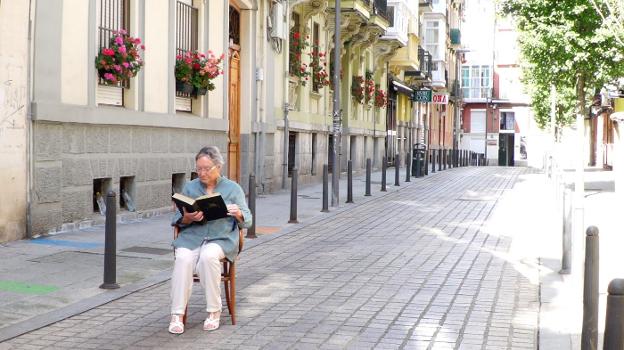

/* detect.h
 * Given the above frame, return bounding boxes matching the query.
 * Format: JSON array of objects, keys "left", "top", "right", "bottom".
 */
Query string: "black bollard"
[
  {"left": 394, "top": 154, "right": 400, "bottom": 186},
  {"left": 365, "top": 159, "right": 371, "bottom": 196},
  {"left": 438, "top": 149, "right": 442, "bottom": 171},
  {"left": 424, "top": 149, "right": 429, "bottom": 175},
  {"left": 581, "top": 226, "right": 599, "bottom": 350},
  {"left": 246, "top": 173, "right": 257, "bottom": 239},
  {"left": 603, "top": 279, "right": 624, "bottom": 350},
  {"left": 346, "top": 160, "right": 354, "bottom": 203},
  {"left": 100, "top": 191, "right": 119, "bottom": 289},
  {"left": 288, "top": 168, "right": 299, "bottom": 223},
  {"left": 322, "top": 164, "right": 329, "bottom": 212},
  {"left": 443, "top": 149, "right": 447, "bottom": 170},
  {"left": 405, "top": 152, "right": 411, "bottom": 182},
  {"left": 381, "top": 157, "right": 387, "bottom": 192},
  {"left": 431, "top": 149, "right": 436, "bottom": 173},
  {"left": 414, "top": 151, "right": 421, "bottom": 178}
]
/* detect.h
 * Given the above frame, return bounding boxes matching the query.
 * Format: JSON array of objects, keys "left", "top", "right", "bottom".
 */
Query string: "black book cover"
[{"left": 172, "top": 192, "right": 229, "bottom": 222}]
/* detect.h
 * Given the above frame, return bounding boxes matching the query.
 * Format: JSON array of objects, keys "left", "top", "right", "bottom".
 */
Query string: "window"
[
  {"left": 500, "top": 112, "right": 515, "bottom": 131},
  {"left": 387, "top": 6, "right": 395, "bottom": 27},
  {"left": 425, "top": 21, "right": 440, "bottom": 59},
  {"left": 97, "top": 0, "right": 129, "bottom": 106},
  {"left": 175, "top": 1, "right": 199, "bottom": 111},
  {"left": 461, "top": 65, "right": 492, "bottom": 99},
  {"left": 312, "top": 22, "right": 320, "bottom": 92}
]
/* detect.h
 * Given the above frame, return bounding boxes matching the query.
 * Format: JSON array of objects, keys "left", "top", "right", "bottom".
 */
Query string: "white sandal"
[
  {"left": 168, "top": 314, "right": 184, "bottom": 334},
  {"left": 203, "top": 312, "right": 220, "bottom": 331}
]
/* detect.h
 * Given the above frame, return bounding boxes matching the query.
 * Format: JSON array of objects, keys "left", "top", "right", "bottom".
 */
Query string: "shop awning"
[{"left": 392, "top": 80, "right": 413, "bottom": 96}]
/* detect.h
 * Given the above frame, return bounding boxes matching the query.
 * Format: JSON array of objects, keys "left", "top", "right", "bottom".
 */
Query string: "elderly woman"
[{"left": 168, "top": 146, "right": 252, "bottom": 334}]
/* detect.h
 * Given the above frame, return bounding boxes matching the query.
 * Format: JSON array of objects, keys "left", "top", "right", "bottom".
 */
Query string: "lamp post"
[{"left": 485, "top": 96, "right": 490, "bottom": 165}]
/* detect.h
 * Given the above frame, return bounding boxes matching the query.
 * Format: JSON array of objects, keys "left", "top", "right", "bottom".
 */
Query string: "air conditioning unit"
[{"left": 270, "top": 1, "right": 286, "bottom": 40}]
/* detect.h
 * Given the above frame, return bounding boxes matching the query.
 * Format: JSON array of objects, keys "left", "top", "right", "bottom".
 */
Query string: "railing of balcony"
[{"left": 461, "top": 87, "right": 491, "bottom": 99}]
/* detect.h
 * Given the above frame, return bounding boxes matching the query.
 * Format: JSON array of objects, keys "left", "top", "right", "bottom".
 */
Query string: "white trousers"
[{"left": 170, "top": 243, "right": 225, "bottom": 315}]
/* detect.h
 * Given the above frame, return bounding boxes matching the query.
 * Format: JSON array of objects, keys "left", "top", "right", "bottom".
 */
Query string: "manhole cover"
[{"left": 121, "top": 246, "right": 172, "bottom": 255}]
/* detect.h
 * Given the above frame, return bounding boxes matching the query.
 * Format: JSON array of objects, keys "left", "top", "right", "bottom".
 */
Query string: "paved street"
[{"left": 0, "top": 166, "right": 546, "bottom": 349}]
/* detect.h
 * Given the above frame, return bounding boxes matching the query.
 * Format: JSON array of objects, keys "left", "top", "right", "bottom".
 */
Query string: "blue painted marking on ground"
[{"left": 29, "top": 239, "right": 102, "bottom": 249}]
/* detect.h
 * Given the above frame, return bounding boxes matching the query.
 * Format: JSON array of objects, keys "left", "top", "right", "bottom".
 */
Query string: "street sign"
[
  {"left": 432, "top": 93, "right": 449, "bottom": 104},
  {"left": 412, "top": 90, "right": 432, "bottom": 102}
]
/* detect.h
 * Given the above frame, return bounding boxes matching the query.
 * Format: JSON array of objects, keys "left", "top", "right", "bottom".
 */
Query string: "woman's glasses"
[{"left": 195, "top": 165, "right": 218, "bottom": 174}]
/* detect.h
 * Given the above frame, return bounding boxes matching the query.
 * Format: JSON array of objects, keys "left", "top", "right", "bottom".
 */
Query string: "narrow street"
[{"left": 3, "top": 167, "right": 544, "bottom": 350}]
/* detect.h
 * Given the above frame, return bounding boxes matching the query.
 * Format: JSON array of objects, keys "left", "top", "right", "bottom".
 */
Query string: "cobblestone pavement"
[{"left": 2, "top": 167, "right": 540, "bottom": 350}]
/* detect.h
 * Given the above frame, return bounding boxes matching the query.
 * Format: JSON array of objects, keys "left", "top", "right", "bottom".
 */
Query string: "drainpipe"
[
  {"left": 25, "top": 0, "right": 35, "bottom": 239},
  {"left": 242, "top": 0, "right": 259, "bottom": 191}
]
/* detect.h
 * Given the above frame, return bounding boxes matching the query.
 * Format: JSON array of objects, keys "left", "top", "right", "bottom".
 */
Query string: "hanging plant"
[
  {"left": 289, "top": 31, "right": 311, "bottom": 85},
  {"left": 364, "top": 70, "right": 375, "bottom": 105},
  {"left": 310, "top": 45, "right": 330, "bottom": 89},
  {"left": 374, "top": 85, "right": 388, "bottom": 108},
  {"left": 95, "top": 30, "right": 144, "bottom": 86},
  {"left": 175, "top": 50, "right": 224, "bottom": 96}
]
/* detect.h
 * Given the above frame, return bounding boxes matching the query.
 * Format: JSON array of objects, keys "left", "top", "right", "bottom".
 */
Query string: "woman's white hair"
[{"left": 195, "top": 146, "right": 224, "bottom": 166}]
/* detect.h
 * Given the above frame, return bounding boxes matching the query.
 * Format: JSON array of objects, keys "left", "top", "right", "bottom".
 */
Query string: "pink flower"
[
  {"left": 103, "top": 73, "right": 116, "bottom": 82},
  {"left": 134, "top": 38, "right": 141, "bottom": 44},
  {"left": 102, "top": 48, "right": 115, "bottom": 56},
  {"left": 122, "top": 62, "right": 130, "bottom": 68},
  {"left": 115, "top": 36, "right": 124, "bottom": 45},
  {"left": 114, "top": 65, "right": 121, "bottom": 72},
  {"left": 140, "top": 44, "right": 145, "bottom": 50},
  {"left": 118, "top": 45, "right": 127, "bottom": 54}
]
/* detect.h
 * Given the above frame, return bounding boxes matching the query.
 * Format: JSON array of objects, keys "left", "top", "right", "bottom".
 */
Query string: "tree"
[
  {"left": 501, "top": 0, "right": 624, "bottom": 129},
  {"left": 589, "top": 0, "right": 624, "bottom": 46}
]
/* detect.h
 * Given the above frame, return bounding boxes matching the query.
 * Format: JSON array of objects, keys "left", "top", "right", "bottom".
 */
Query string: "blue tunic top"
[{"left": 171, "top": 176, "right": 252, "bottom": 262}]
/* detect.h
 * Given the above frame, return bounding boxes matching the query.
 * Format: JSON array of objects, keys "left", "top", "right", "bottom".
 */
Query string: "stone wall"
[{"left": 31, "top": 121, "right": 227, "bottom": 235}]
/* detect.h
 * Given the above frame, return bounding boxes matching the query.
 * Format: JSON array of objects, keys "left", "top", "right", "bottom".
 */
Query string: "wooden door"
[{"left": 228, "top": 48, "right": 241, "bottom": 181}]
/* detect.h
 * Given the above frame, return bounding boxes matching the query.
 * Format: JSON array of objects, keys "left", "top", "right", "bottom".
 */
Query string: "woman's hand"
[
  {"left": 181, "top": 207, "right": 203, "bottom": 224},
  {"left": 226, "top": 204, "right": 243, "bottom": 222}
]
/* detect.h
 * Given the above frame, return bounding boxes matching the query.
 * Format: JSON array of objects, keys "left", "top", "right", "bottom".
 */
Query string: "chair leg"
[
  {"left": 230, "top": 262, "right": 236, "bottom": 325},
  {"left": 223, "top": 262, "right": 232, "bottom": 321}
]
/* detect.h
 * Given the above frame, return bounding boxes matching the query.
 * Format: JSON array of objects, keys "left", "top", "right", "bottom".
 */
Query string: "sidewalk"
[
  {"left": 1, "top": 166, "right": 543, "bottom": 349},
  {"left": 0, "top": 163, "right": 425, "bottom": 342}
]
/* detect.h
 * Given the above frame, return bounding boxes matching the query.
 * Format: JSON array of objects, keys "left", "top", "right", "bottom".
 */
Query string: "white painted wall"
[
  {"left": 144, "top": 0, "right": 169, "bottom": 114},
  {"left": 0, "top": 0, "right": 30, "bottom": 241},
  {"left": 61, "top": 0, "right": 88, "bottom": 105}
]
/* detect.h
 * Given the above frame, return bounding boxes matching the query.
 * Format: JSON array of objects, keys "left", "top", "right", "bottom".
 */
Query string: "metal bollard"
[
  {"left": 560, "top": 187, "right": 572, "bottom": 274},
  {"left": 442, "top": 149, "right": 447, "bottom": 170},
  {"left": 288, "top": 168, "right": 299, "bottom": 223},
  {"left": 322, "top": 164, "right": 329, "bottom": 212},
  {"left": 346, "top": 160, "right": 354, "bottom": 203},
  {"left": 438, "top": 149, "right": 443, "bottom": 171},
  {"left": 415, "top": 151, "right": 421, "bottom": 178},
  {"left": 100, "top": 191, "right": 119, "bottom": 289},
  {"left": 424, "top": 150, "right": 429, "bottom": 175},
  {"left": 431, "top": 149, "right": 436, "bottom": 173},
  {"left": 381, "top": 157, "right": 387, "bottom": 192},
  {"left": 405, "top": 152, "right": 411, "bottom": 182},
  {"left": 246, "top": 173, "right": 257, "bottom": 239},
  {"left": 394, "top": 154, "right": 400, "bottom": 186},
  {"left": 581, "top": 226, "right": 599, "bottom": 350},
  {"left": 603, "top": 279, "right": 624, "bottom": 350},
  {"left": 365, "top": 159, "right": 371, "bottom": 196}
]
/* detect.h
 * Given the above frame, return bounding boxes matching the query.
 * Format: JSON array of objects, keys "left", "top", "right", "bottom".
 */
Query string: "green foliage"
[{"left": 501, "top": 0, "right": 624, "bottom": 129}]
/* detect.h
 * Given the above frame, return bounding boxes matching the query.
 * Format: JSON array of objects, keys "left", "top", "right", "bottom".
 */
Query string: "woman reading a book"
[{"left": 168, "top": 146, "right": 252, "bottom": 334}]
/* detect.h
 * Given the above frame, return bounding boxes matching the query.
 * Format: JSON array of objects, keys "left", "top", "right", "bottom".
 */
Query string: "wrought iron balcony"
[{"left": 405, "top": 46, "right": 432, "bottom": 81}]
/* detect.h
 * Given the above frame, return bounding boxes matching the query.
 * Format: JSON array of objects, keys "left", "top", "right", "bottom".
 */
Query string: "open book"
[{"left": 171, "top": 192, "right": 229, "bottom": 222}]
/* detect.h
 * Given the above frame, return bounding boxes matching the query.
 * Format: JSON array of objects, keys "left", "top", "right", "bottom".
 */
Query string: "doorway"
[
  {"left": 227, "top": 5, "right": 241, "bottom": 181},
  {"left": 498, "top": 133, "right": 515, "bottom": 166}
]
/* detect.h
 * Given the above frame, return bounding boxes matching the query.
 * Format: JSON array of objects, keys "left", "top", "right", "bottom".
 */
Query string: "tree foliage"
[{"left": 501, "top": 0, "right": 624, "bottom": 129}]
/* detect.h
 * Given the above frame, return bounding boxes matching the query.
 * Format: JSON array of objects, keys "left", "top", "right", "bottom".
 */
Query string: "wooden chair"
[{"left": 173, "top": 226, "right": 244, "bottom": 325}]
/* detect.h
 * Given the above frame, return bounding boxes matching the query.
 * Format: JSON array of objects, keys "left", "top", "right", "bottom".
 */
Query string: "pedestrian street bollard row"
[
  {"left": 603, "top": 279, "right": 624, "bottom": 350},
  {"left": 322, "top": 164, "right": 329, "bottom": 212},
  {"left": 582, "top": 226, "right": 599, "bottom": 350},
  {"left": 100, "top": 191, "right": 119, "bottom": 290},
  {"left": 346, "top": 160, "right": 354, "bottom": 204},
  {"left": 246, "top": 173, "right": 257, "bottom": 239},
  {"left": 365, "top": 159, "right": 371, "bottom": 196},
  {"left": 394, "top": 154, "right": 400, "bottom": 186},
  {"left": 405, "top": 152, "right": 411, "bottom": 182},
  {"left": 381, "top": 157, "right": 387, "bottom": 192},
  {"left": 288, "top": 168, "right": 299, "bottom": 223}
]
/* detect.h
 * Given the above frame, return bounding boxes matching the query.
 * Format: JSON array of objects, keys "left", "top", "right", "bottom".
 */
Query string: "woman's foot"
[
  {"left": 203, "top": 311, "right": 221, "bottom": 331},
  {"left": 168, "top": 314, "right": 184, "bottom": 334}
]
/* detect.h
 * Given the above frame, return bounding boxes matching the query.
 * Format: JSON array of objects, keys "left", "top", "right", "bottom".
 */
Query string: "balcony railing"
[
  {"left": 450, "top": 79, "right": 460, "bottom": 98},
  {"left": 419, "top": 47, "right": 432, "bottom": 79},
  {"left": 462, "top": 87, "right": 491, "bottom": 99}
]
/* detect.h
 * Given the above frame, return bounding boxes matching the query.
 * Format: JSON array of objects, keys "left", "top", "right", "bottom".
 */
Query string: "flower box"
[{"left": 176, "top": 80, "right": 194, "bottom": 94}]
